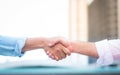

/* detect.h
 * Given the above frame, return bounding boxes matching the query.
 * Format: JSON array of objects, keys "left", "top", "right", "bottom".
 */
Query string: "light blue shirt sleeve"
[{"left": 0, "top": 35, "right": 27, "bottom": 57}]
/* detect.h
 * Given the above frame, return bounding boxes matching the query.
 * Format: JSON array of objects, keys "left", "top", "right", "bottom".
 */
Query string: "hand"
[
  {"left": 44, "top": 37, "right": 73, "bottom": 61},
  {"left": 42, "top": 37, "right": 72, "bottom": 61},
  {"left": 44, "top": 43, "right": 70, "bottom": 61},
  {"left": 48, "top": 37, "right": 73, "bottom": 52}
]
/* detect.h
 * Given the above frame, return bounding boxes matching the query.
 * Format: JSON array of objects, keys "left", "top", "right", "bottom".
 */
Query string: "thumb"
[
  {"left": 48, "top": 37, "right": 70, "bottom": 47},
  {"left": 48, "top": 38, "right": 60, "bottom": 47}
]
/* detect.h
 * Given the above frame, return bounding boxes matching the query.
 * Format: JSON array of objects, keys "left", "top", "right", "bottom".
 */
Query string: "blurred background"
[{"left": 0, "top": 0, "right": 120, "bottom": 67}]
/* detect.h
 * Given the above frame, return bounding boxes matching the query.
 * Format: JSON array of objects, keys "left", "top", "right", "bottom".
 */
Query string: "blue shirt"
[{"left": 0, "top": 35, "right": 26, "bottom": 57}]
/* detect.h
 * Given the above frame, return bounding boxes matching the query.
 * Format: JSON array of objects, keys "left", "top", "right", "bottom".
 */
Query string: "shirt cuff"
[
  {"left": 14, "top": 37, "right": 27, "bottom": 57},
  {"left": 0, "top": 35, "right": 27, "bottom": 57},
  {"left": 95, "top": 39, "right": 113, "bottom": 66}
]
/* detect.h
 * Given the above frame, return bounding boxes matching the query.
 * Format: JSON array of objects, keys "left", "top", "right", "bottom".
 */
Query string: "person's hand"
[
  {"left": 42, "top": 37, "right": 72, "bottom": 61},
  {"left": 44, "top": 37, "right": 73, "bottom": 61},
  {"left": 44, "top": 43, "right": 70, "bottom": 61},
  {"left": 48, "top": 37, "right": 73, "bottom": 52}
]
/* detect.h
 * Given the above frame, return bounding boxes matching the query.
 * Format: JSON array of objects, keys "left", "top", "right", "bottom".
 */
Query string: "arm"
[
  {"left": 49, "top": 38, "right": 120, "bottom": 65},
  {"left": 70, "top": 41, "right": 98, "bottom": 58},
  {"left": 0, "top": 35, "right": 70, "bottom": 59},
  {"left": 0, "top": 36, "right": 48, "bottom": 56},
  {"left": 48, "top": 37, "right": 98, "bottom": 58},
  {"left": 22, "top": 38, "right": 70, "bottom": 57},
  {"left": 22, "top": 37, "right": 49, "bottom": 52},
  {"left": 22, "top": 37, "right": 70, "bottom": 59},
  {"left": 22, "top": 37, "right": 70, "bottom": 60}
]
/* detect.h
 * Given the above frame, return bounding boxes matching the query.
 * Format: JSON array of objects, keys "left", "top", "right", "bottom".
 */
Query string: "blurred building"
[
  {"left": 88, "top": 0, "right": 119, "bottom": 63},
  {"left": 88, "top": 0, "right": 118, "bottom": 41}
]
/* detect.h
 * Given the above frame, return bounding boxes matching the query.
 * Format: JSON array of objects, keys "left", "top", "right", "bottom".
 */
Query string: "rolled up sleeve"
[
  {"left": 95, "top": 39, "right": 120, "bottom": 66},
  {"left": 95, "top": 39, "right": 113, "bottom": 65},
  {"left": 0, "top": 35, "right": 27, "bottom": 57}
]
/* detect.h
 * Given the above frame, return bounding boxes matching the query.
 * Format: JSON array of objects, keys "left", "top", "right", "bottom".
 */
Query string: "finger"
[
  {"left": 48, "top": 43, "right": 67, "bottom": 61},
  {"left": 44, "top": 46, "right": 60, "bottom": 60},
  {"left": 50, "top": 54, "right": 59, "bottom": 61},
  {"left": 62, "top": 47, "right": 71, "bottom": 56},
  {"left": 48, "top": 52, "right": 52, "bottom": 57},
  {"left": 51, "top": 51, "right": 59, "bottom": 60},
  {"left": 50, "top": 55, "right": 55, "bottom": 59},
  {"left": 49, "top": 49, "right": 59, "bottom": 60},
  {"left": 54, "top": 55, "right": 59, "bottom": 61},
  {"left": 60, "top": 50, "right": 67, "bottom": 59},
  {"left": 55, "top": 49, "right": 62, "bottom": 60},
  {"left": 51, "top": 48, "right": 63, "bottom": 60},
  {"left": 46, "top": 51, "right": 50, "bottom": 55},
  {"left": 59, "top": 47, "right": 67, "bottom": 59},
  {"left": 53, "top": 45, "right": 67, "bottom": 60},
  {"left": 54, "top": 44, "right": 67, "bottom": 59},
  {"left": 48, "top": 52, "right": 58, "bottom": 60},
  {"left": 56, "top": 49, "right": 66, "bottom": 60}
]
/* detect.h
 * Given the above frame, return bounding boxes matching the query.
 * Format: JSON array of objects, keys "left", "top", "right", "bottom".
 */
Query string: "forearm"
[
  {"left": 22, "top": 37, "right": 48, "bottom": 52},
  {"left": 70, "top": 41, "right": 98, "bottom": 58}
]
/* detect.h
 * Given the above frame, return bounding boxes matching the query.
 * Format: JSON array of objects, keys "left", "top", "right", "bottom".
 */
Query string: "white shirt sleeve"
[{"left": 95, "top": 39, "right": 120, "bottom": 66}]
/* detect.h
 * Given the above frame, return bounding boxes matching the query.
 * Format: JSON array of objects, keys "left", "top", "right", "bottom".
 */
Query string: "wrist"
[
  {"left": 69, "top": 41, "right": 79, "bottom": 53},
  {"left": 38, "top": 38, "right": 47, "bottom": 48},
  {"left": 40, "top": 38, "right": 50, "bottom": 49},
  {"left": 66, "top": 41, "right": 73, "bottom": 52}
]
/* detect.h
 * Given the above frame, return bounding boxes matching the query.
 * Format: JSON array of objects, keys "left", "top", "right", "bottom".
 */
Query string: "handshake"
[
  {"left": 43, "top": 37, "right": 73, "bottom": 61},
  {"left": 22, "top": 37, "right": 98, "bottom": 61}
]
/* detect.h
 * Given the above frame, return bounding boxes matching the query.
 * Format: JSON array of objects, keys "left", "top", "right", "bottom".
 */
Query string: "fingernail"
[{"left": 46, "top": 51, "right": 49, "bottom": 54}]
